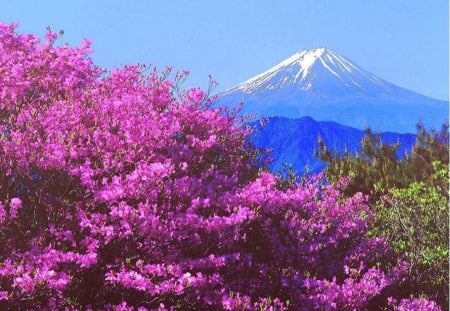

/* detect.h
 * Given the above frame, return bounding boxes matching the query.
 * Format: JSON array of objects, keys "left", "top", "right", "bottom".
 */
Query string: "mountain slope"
[
  {"left": 250, "top": 116, "right": 416, "bottom": 173},
  {"left": 217, "top": 48, "right": 448, "bottom": 133}
]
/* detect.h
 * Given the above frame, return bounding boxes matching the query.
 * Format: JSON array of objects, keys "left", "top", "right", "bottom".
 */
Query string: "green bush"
[
  {"left": 371, "top": 161, "right": 448, "bottom": 307},
  {"left": 317, "top": 123, "right": 449, "bottom": 201},
  {"left": 316, "top": 125, "right": 449, "bottom": 307}
]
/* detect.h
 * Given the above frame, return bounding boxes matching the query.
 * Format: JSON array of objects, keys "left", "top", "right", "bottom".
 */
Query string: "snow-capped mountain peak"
[
  {"left": 216, "top": 47, "right": 448, "bottom": 133},
  {"left": 244, "top": 48, "right": 327, "bottom": 84},
  {"left": 223, "top": 47, "right": 388, "bottom": 96}
]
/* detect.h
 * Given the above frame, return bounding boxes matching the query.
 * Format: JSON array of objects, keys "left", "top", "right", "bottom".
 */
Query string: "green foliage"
[
  {"left": 275, "top": 162, "right": 311, "bottom": 190},
  {"left": 317, "top": 125, "right": 449, "bottom": 307},
  {"left": 317, "top": 123, "right": 449, "bottom": 200},
  {"left": 371, "top": 161, "right": 448, "bottom": 306}
]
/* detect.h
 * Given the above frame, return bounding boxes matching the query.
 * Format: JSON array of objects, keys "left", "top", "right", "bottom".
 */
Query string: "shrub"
[
  {"left": 0, "top": 23, "right": 441, "bottom": 310},
  {"left": 317, "top": 125, "right": 449, "bottom": 201},
  {"left": 371, "top": 161, "right": 448, "bottom": 307}
]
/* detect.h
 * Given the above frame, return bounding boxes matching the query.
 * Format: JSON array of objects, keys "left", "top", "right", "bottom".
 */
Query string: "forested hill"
[{"left": 250, "top": 116, "right": 416, "bottom": 173}]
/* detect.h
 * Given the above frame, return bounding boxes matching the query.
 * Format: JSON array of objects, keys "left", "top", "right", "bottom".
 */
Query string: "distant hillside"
[{"left": 250, "top": 116, "right": 416, "bottom": 174}]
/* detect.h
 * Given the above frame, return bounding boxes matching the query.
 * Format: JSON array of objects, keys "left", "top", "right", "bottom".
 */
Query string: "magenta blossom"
[{"left": 0, "top": 22, "right": 441, "bottom": 310}]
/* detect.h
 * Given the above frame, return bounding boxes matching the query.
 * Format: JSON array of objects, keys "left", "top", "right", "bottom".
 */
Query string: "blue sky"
[{"left": 1, "top": 0, "right": 448, "bottom": 100}]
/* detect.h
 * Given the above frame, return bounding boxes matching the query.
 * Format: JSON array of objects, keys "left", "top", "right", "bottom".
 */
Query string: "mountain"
[
  {"left": 217, "top": 48, "right": 448, "bottom": 133},
  {"left": 250, "top": 116, "right": 416, "bottom": 174}
]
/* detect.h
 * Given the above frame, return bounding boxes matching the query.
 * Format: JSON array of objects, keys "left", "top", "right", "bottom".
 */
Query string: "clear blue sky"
[{"left": 1, "top": 0, "right": 448, "bottom": 100}]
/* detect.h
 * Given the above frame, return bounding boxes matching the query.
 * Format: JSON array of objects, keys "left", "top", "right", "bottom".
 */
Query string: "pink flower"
[
  {"left": 0, "top": 291, "right": 8, "bottom": 301},
  {"left": 9, "top": 198, "right": 22, "bottom": 219},
  {"left": 13, "top": 274, "right": 35, "bottom": 293},
  {"left": 0, "top": 202, "right": 6, "bottom": 223},
  {"left": 186, "top": 88, "right": 204, "bottom": 103},
  {"left": 10, "top": 198, "right": 22, "bottom": 209}
]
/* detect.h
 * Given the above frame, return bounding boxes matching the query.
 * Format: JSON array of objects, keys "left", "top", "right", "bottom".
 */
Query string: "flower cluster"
[{"left": 0, "top": 23, "right": 441, "bottom": 310}]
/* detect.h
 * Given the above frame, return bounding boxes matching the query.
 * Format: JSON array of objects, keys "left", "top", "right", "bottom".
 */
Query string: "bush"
[
  {"left": 371, "top": 161, "right": 448, "bottom": 307},
  {"left": 317, "top": 125, "right": 449, "bottom": 201},
  {"left": 317, "top": 123, "right": 449, "bottom": 308},
  {"left": 0, "top": 22, "right": 441, "bottom": 310}
]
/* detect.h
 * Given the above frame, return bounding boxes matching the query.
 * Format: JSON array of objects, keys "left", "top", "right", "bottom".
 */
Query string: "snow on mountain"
[
  {"left": 223, "top": 48, "right": 387, "bottom": 96},
  {"left": 217, "top": 48, "right": 448, "bottom": 133}
]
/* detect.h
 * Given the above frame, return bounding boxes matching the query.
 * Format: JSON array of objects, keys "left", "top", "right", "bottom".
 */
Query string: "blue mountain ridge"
[{"left": 249, "top": 116, "right": 416, "bottom": 174}]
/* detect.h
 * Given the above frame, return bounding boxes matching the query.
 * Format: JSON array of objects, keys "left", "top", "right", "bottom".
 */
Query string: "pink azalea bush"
[{"left": 0, "top": 23, "right": 441, "bottom": 310}]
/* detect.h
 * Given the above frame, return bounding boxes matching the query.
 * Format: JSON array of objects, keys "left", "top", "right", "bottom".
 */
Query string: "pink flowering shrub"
[
  {"left": 0, "top": 23, "right": 441, "bottom": 310},
  {"left": 388, "top": 297, "right": 442, "bottom": 311}
]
